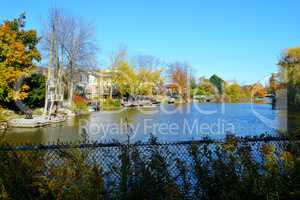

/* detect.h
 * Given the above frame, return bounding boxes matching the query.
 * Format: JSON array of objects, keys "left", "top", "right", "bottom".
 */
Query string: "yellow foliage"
[
  {"left": 280, "top": 151, "right": 294, "bottom": 170},
  {"left": 261, "top": 144, "right": 275, "bottom": 156},
  {"left": 112, "top": 60, "right": 163, "bottom": 96},
  {"left": 0, "top": 19, "right": 40, "bottom": 103}
]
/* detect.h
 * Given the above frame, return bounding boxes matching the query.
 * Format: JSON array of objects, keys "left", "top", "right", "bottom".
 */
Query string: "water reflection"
[{"left": 3, "top": 103, "right": 292, "bottom": 144}]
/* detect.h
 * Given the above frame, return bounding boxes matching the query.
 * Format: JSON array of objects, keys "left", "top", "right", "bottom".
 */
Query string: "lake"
[{"left": 3, "top": 103, "right": 288, "bottom": 144}]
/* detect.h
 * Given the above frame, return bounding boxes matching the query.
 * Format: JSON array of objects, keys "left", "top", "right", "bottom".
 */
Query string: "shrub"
[
  {"left": 72, "top": 95, "right": 88, "bottom": 113},
  {"left": 101, "top": 98, "right": 121, "bottom": 110},
  {"left": 0, "top": 138, "right": 300, "bottom": 199},
  {"left": 23, "top": 73, "right": 46, "bottom": 108}
]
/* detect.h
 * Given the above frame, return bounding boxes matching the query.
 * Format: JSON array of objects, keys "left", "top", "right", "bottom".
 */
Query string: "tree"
[
  {"left": 225, "top": 82, "right": 246, "bottom": 102},
  {"left": 0, "top": 14, "right": 41, "bottom": 109},
  {"left": 169, "top": 62, "right": 189, "bottom": 101},
  {"left": 269, "top": 73, "right": 279, "bottom": 94},
  {"left": 209, "top": 74, "right": 225, "bottom": 95},
  {"left": 114, "top": 60, "right": 137, "bottom": 97},
  {"left": 190, "top": 77, "right": 197, "bottom": 90},
  {"left": 132, "top": 54, "right": 161, "bottom": 70},
  {"left": 109, "top": 51, "right": 164, "bottom": 98},
  {"left": 23, "top": 73, "right": 46, "bottom": 108},
  {"left": 196, "top": 78, "right": 216, "bottom": 96},
  {"left": 109, "top": 47, "right": 128, "bottom": 98},
  {"left": 136, "top": 67, "right": 163, "bottom": 96},
  {"left": 133, "top": 54, "right": 164, "bottom": 96},
  {"left": 278, "top": 47, "right": 300, "bottom": 110},
  {"left": 250, "top": 83, "right": 267, "bottom": 98},
  {"left": 42, "top": 8, "right": 98, "bottom": 109}
]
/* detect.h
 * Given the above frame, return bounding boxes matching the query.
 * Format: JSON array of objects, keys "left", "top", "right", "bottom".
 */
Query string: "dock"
[{"left": 8, "top": 116, "right": 66, "bottom": 128}]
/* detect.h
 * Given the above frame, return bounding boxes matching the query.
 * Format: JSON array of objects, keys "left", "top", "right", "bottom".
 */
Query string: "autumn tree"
[
  {"left": 109, "top": 47, "right": 129, "bottom": 98},
  {"left": 225, "top": 82, "right": 246, "bottom": 102},
  {"left": 136, "top": 67, "right": 163, "bottom": 96},
  {"left": 133, "top": 55, "right": 164, "bottom": 96},
  {"left": 109, "top": 52, "right": 164, "bottom": 98},
  {"left": 250, "top": 83, "right": 267, "bottom": 98},
  {"left": 169, "top": 62, "right": 189, "bottom": 101},
  {"left": 0, "top": 14, "right": 41, "bottom": 109},
  {"left": 114, "top": 60, "right": 137, "bottom": 97}
]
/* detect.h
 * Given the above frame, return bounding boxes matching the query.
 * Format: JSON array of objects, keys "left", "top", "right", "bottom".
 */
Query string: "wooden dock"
[{"left": 8, "top": 116, "right": 65, "bottom": 128}]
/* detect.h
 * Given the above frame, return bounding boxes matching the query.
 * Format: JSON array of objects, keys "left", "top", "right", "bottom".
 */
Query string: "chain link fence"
[{"left": 0, "top": 136, "right": 299, "bottom": 199}]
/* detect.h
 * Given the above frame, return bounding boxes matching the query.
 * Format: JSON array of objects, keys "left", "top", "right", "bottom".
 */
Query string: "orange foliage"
[
  {"left": 0, "top": 18, "right": 41, "bottom": 103},
  {"left": 171, "top": 67, "right": 188, "bottom": 100},
  {"left": 73, "top": 95, "right": 87, "bottom": 105},
  {"left": 251, "top": 84, "right": 267, "bottom": 98}
]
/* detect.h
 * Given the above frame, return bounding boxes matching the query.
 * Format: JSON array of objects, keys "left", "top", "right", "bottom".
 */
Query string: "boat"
[
  {"left": 49, "top": 115, "right": 66, "bottom": 123},
  {"left": 123, "top": 102, "right": 136, "bottom": 107},
  {"left": 88, "top": 102, "right": 100, "bottom": 112},
  {"left": 140, "top": 104, "right": 158, "bottom": 109},
  {"left": 88, "top": 107, "right": 96, "bottom": 112},
  {"left": 152, "top": 99, "right": 161, "bottom": 105},
  {"left": 167, "top": 97, "right": 175, "bottom": 104}
]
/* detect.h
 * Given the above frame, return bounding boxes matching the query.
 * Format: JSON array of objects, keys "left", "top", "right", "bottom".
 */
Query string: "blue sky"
[{"left": 1, "top": 0, "right": 300, "bottom": 84}]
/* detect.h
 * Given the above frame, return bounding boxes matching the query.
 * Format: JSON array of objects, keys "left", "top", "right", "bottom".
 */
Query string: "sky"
[{"left": 1, "top": 0, "right": 300, "bottom": 84}]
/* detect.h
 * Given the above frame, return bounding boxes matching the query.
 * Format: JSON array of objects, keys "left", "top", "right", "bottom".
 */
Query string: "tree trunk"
[
  {"left": 68, "top": 60, "right": 74, "bottom": 107},
  {"left": 69, "top": 81, "right": 74, "bottom": 107},
  {"left": 43, "top": 84, "right": 49, "bottom": 115},
  {"left": 109, "top": 86, "right": 113, "bottom": 99},
  {"left": 48, "top": 99, "right": 54, "bottom": 120}
]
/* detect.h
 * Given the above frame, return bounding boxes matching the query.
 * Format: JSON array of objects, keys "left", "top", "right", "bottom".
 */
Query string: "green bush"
[
  {"left": 101, "top": 98, "right": 121, "bottom": 110},
  {"left": 23, "top": 73, "right": 46, "bottom": 109},
  {"left": 72, "top": 103, "right": 88, "bottom": 113}
]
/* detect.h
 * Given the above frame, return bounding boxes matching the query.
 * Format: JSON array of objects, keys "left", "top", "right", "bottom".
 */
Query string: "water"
[{"left": 3, "top": 103, "right": 287, "bottom": 144}]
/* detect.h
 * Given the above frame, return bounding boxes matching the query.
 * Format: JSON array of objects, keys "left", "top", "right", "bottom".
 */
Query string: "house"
[
  {"left": 36, "top": 66, "right": 48, "bottom": 76},
  {"left": 165, "top": 83, "right": 179, "bottom": 98},
  {"left": 96, "top": 70, "right": 114, "bottom": 98},
  {"left": 86, "top": 73, "right": 98, "bottom": 100},
  {"left": 84, "top": 69, "right": 116, "bottom": 101},
  {"left": 37, "top": 66, "right": 116, "bottom": 101}
]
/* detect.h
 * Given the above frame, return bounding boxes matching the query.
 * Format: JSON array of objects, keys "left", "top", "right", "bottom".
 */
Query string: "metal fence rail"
[{"left": 0, "top": 135, "right": 294, "bottom": 151}]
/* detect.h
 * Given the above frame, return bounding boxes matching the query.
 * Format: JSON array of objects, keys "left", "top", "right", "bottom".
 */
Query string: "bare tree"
[
  {"left": 62, "top": 16, "right": 97, "bottom": 106},
  {"left": 41, "top": 8, "right": 65, "bottom": 117},
  {"left": 110, "top": 46, "right": 128, "bottom": 68},
  {"left": 42, "top": 7, "right": 98, "bottom": 112},
  {"left": 132, "top": 54, "right": 161, "bottom": 70}
]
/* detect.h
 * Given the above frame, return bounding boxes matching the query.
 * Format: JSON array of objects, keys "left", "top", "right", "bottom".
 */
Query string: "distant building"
[
  {"left": 85, "top": 73, "right": 98, "bottom": 100},
  {"left": 96, "top": 70, "right": 114, "bottom": 98},
  {"left": 165, "top": 84, "right": 178, "bottom": 97},
  {"left": 36, "top": 66, "right": 48, "bottom": 76},
  {"left": 36, "top": 66, "right": 116, "bottom": 101},
  {"left": 84, "top": 69, "right": 116, "bottom": 101}
]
